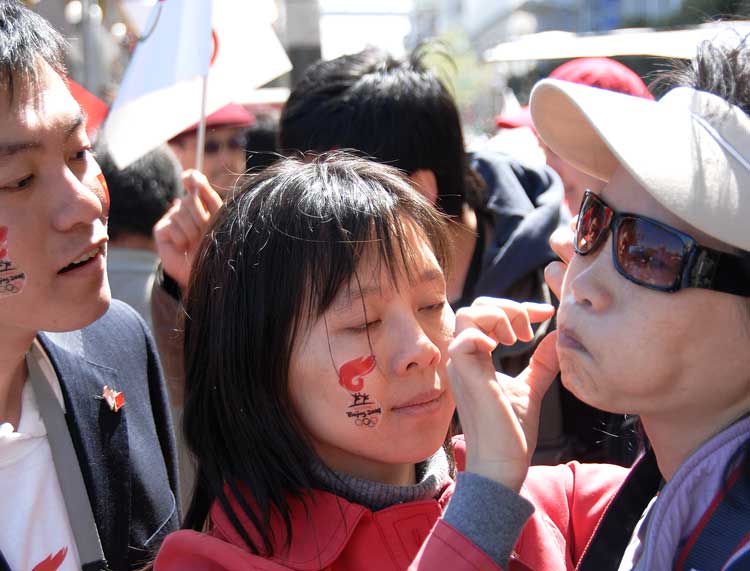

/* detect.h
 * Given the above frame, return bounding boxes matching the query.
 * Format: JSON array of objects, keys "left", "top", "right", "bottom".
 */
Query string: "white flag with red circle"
[{"left": 103, "top": 0, "right": 291, "bottom": 168}]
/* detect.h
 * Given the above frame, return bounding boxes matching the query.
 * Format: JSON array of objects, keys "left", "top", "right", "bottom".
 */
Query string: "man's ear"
[{"left": 408, "top": 169, "right": 438, "bottom": 205}]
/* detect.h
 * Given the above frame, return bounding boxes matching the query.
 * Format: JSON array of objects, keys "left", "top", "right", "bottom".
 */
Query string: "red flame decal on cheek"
[
  {"left": 338, "top": 355, "right": 376, "bottom": 391},
  {"left": 96, "top": 172, "right": 110, "bottom": 209}
]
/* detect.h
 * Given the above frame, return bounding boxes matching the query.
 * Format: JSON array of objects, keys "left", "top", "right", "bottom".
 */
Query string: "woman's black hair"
[{"left": 181, "top": 153, "right": 453, "bottom": 554}]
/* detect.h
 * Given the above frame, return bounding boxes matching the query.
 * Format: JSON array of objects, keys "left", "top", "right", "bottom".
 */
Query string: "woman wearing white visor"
[{"left": 446, "top": 37, "right": 750, "bottom": 571}]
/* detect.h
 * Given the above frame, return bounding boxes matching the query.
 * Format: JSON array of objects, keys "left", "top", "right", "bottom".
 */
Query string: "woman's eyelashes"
[
  {"left": 420, "top": 301, "right": 446, "bottom": 313},
  {"left": 343, "top": 300, "right": 446, "bottom": 333},
  {"left": 347, "top": 318, "right": 380, "bottom": 333}
]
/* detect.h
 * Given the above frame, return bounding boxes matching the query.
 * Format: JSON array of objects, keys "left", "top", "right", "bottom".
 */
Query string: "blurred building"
[
  {"left": 28, "top": 0, "right": 321, "bottom": 94},
  {"left": 410, "top": 0, "right": 685, "bottom": 52}
]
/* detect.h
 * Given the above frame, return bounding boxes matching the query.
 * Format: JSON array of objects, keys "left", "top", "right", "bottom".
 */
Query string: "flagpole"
[{"left": 195, "top": 73, "right": 209, "bottom": 173}]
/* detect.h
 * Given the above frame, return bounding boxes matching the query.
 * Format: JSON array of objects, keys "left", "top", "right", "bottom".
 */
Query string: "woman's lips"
[
  {"left": 391, "top": 390, "right": 445, "bottom": 416},
  {"left": 557, "top": 328, "right": 587, "bottom": 353}
]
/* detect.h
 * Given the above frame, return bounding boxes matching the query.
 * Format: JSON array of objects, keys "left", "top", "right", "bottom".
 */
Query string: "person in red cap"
[
  {"left": 168, "top": 102, "right": 254, "bottom": 196},
  {"left": 496, "top": 58, "right": 653, "bottom": 215}
]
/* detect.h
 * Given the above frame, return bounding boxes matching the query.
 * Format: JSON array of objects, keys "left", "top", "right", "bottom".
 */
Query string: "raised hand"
[
  {"left": 153, "top": 170, "right": 223, "bottom": 289},
  {"left": 447, "top": 298, "right": 559, "bottom": 492}
]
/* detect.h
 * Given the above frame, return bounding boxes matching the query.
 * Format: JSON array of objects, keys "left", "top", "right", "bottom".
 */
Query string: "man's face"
[
  {"left": 0, "top": 62, "right": 110, "bottom": 337},
  {"left": 169, "top": 125, "right": 246, "bottom": 197}
]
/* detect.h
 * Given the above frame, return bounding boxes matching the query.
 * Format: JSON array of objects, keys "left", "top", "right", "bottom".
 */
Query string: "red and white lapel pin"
[{"left": 97, "top": 385, "right": 125, "bottom": 413}]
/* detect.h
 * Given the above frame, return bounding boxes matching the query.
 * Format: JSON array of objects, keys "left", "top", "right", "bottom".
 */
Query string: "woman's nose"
[{"left": 389, "top": 318, "right": 441, "bottom": 376}]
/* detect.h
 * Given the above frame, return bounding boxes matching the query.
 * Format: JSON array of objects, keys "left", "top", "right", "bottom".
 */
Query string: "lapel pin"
[{"left": 97, "top": 385, "right": 125, "bottom": 413}]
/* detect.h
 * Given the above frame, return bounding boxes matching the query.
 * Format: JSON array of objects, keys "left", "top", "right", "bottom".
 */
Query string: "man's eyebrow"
[
  {"left": 331, "top": 268, "right": 445, "bottom": 313},
  {"left": 0, "top": 110, "right": 87, "bottom": 161},
  {"left": 63, "top": 110, "right": 87, "bottom": 140}
]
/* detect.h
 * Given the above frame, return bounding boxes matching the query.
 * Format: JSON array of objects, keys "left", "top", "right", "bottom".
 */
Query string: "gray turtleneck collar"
[{"left": 311, "top": 446, "right": 452, "bottom": 511}]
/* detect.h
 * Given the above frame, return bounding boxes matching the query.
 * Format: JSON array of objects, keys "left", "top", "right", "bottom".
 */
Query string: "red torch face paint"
[
  {"left": 0, "top": 226, "right": 26, "bottom": 298},
  {"left": 338, "top": 354, "right": 376, "bottom": 392},
  {"left": 96, "top": 172, "right": 110, "bottom": 209},
  {"left": 338, "top": 355, "right": 381, "bottom": 429}
]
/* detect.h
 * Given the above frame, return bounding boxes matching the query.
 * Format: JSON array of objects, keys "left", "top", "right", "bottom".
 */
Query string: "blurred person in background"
[
  {"left": 496, "top": 57, "right": 654, "bottom": 215},
  {"left": 97, "top": 144, "right": 182, "bottom": 328},
  {"left": 243, "top": 112, "right": 280, "bottom": 172},
  {"left": 168, "top": 102, "right": 254, "bottom": 197}
]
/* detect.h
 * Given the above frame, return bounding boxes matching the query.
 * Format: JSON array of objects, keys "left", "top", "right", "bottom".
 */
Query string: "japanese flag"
[{"left": 103, "top": 0, "right": 291, "bottom": 168}]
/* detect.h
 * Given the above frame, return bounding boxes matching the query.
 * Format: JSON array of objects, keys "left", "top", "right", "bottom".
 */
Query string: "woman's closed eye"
[
  {"left": 420, "top": 301, "right": 446, "bottom": 312},
  {"left": 347, "top": 319, "right": 381, "bottom": 333}
]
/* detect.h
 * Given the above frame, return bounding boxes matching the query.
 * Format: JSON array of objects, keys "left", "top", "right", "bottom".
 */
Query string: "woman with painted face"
[
  {"left": 153, "top": 152, "right": 581, "bottom": 570},
  {"left": 450, "top": 39, "right": 750, "bottom": 571}
]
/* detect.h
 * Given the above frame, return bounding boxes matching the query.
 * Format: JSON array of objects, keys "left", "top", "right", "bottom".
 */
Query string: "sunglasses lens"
[
  {"left": 576, "top": 194, "right": 608, "bottom": 254},
  {"left": 616, "top": 218, "right": 685, "bottom": 289},
  {"left": 204, "top": 141, "right": 221, "bottom": 154}
]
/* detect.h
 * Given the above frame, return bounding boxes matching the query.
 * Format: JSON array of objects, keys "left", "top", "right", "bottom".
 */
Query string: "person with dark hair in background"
[
  {"left": 243, "top": 112, "right": 280, "bottom": 172},
  {"left": 0, "top": 3, "right": 179, "bottom": 570},
  {"left": 96, "top": 144, "right": 182, "bottom": 328}
]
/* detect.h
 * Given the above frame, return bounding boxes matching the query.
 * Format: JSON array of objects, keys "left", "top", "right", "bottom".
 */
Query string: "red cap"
[
  {"left": 549, "top": 57, "right": 654, "bottom": 100},
  {"left": 496, "top": 57, "right": 653, "bottom": 130},
  {"left": 179, "top": 103, "right": 255, "bottom": 136},
  {"left": 495, "top": 107, "right": 533, "bottom": 130}
]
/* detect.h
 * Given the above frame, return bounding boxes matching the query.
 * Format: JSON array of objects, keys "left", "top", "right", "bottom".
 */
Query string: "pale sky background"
[{"left": 319, "top": 0, "right": 414, "bottom": 60}]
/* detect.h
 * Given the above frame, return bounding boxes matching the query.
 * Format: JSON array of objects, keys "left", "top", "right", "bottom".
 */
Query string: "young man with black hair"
[
  {"left": 97, "top": 144, "right": 182, "bottom": 327},
  {"left": 0, "top": 3, "right": 179, "bottom": 569}
]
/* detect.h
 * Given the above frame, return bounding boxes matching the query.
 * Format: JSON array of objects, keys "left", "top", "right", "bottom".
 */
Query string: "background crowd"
[{"left": 0, "top": 1, "right": 749, "bottom": 570}]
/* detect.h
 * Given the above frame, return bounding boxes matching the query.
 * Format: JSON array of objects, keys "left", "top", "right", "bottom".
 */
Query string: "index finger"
[
  {"left": 473, "top": 298, "right": 556, "bottom": 323},
  {"left": 183, "top": 170, "right": 223, "bottom": 216}
]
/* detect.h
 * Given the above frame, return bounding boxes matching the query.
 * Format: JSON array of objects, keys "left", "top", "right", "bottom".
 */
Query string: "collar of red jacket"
[{"left": 209, "top": 481, "right": 454, "bottom": 569}]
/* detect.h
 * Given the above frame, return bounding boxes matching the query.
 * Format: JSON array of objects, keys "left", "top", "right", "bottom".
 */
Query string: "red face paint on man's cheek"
[
  {"left": 96, "top": 172, "right": 110, "bottom": 209},
  {"left": 0, "top": 226, "right": 26, "bottom": 298}
]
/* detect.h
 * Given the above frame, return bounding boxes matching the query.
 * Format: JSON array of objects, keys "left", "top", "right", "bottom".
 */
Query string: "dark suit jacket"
[{"left": 37, "top": 300, "right": 180, "bottom": 570}]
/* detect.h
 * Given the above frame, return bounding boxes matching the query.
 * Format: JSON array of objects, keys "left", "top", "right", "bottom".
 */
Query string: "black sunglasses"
[
  {"left": 575, "top": 190, "right": 750, "bottom": 296},
  {"left": 204, "top": 136, "right": 244, "bottom": 155}
]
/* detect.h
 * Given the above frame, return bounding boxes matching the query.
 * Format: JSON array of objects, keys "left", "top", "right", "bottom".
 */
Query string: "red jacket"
[{"left": 154, "top": 441, "right": 627, "bottom": 571}]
